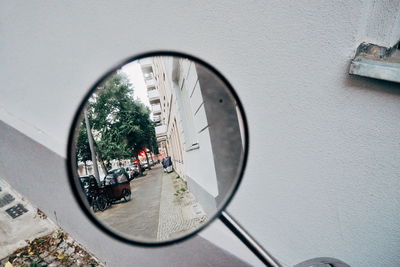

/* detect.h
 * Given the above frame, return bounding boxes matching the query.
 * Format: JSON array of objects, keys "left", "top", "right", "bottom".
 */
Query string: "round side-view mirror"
[{"left": 67, "top": 52, "right": 249, "bottom": 246}]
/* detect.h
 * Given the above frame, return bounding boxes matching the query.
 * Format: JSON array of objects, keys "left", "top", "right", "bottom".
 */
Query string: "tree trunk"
[
  {"left": 84, "top": 109, "right": 100, "bottom": 184},
  {"left": 92, "top": 139, "right": 108, "bottom": 178},
  {"left": 84, "top": 161, "right": 88, "bottom": 175}
]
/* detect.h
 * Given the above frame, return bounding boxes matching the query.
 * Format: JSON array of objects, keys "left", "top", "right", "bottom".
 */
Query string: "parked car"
[
  {"left": 125, "top": 166, "right": 139, "bottom": 180},
  {"left": 105, "top": 168, "right": 130, "bottom": 181},
  {"left": 133, "top": 164, "right": 143, "bottom": 173},
  {"left": 141, "top": 161, "right": 149, "bottom": 170}
]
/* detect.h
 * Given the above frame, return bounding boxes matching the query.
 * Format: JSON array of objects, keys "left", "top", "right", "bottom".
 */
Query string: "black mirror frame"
[{"left": 66, "top": 50, "right": 250, "bottom": 247}]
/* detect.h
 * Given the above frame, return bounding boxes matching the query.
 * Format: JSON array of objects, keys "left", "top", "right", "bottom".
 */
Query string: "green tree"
[
  {"left": 124, "top": 103, "right": 156, "bottom": 171},
  {"left": 76, "top": 120, "right": 91, "bottom": 174},
  {"left": 81, "top": 72, "right": 158, "bottom": 172}
]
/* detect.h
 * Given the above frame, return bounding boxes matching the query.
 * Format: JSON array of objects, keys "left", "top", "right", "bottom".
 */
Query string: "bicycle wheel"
[
  {"left": 95, "top": 195, "right": 107, "bottom": 211},
  {"left": 123, "top": 189, "right": 131, "bottom": 202}
]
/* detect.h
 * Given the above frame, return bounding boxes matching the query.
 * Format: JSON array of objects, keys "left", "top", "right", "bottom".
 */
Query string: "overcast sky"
[{"left": 121, "top": 61, "right": 150, "bottom": 108}]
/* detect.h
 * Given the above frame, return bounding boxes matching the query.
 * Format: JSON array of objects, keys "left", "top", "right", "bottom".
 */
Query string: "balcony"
[
  {"left": 148, "top": 89, "right": 160, "bottom": 103},
  {"left": 155, "top": 124, "right": 167, "bottom": 135},
  {"left": 139, "top": 58, "right": 153, "bottom": 67},
  {"left": 143, "top": 72, "right": 154, "bottom": 80},
  {"left": 152, "top": 115, "right": 161, "bottom": 123},
  {"left": 152, "top": 103, "right": 161, "bottom": 115},
  {"left": 145, "top": 78, "right": 156, "bottom": 87}
]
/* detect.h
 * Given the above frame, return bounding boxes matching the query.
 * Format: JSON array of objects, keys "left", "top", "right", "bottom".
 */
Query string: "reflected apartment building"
[{"left": 140, "top": 57, "right": 244, "bottom": 216}]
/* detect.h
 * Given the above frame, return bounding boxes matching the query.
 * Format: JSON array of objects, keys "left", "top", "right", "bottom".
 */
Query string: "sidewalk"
[{"left": 157, "top": 170, "right": 208, "bottom": 241}]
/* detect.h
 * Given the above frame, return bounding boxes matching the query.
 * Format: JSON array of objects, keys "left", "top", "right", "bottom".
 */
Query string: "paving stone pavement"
[
  {"left": 94, "top": 164, "right": 207, "bottom": 242},
  {"left": 157, "top": 171, "right": 208, "bottom": 241}
]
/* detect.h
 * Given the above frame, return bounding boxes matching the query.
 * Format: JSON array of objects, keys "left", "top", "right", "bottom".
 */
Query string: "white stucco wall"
[
  {"left": 155, "top": 57, "right": 219, "bottom": 197},
  {"left": 175, "top": 59, "right": 219, "bottom": 197},
  {"left": 1, "top": 1, "right": 400, "bottom": 266}
]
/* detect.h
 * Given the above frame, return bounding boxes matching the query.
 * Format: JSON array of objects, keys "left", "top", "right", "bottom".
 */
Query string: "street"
[{"left": 95, "top": 164, "right": 208, "bottom": 241}]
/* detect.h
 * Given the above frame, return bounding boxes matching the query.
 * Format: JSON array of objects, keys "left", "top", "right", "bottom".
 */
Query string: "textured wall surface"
[{"left": 1, "top": 1, "right": 400, "bottom": 266}]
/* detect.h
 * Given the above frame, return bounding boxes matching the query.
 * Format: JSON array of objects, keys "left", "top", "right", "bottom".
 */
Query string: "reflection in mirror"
[{"left": 70, "top": 55, "right": 247, "bottom": 243}]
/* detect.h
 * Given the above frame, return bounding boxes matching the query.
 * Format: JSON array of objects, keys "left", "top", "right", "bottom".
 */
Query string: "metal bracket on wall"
[{"left": 349, "top": 42, "right": 400, "bottom": 83}]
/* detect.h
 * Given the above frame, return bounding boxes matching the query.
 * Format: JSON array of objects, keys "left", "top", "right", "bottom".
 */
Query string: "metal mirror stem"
[{"left": 219, "top": 211, "right": 282, "bottom": 267}]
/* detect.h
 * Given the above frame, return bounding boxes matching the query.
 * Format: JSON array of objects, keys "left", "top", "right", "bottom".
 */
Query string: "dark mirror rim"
[{"left": 66, "top": 50, "right": 250, "bottom": 247}]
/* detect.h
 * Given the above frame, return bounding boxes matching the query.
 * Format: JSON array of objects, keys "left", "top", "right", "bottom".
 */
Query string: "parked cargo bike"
[
  {"left": 103, "top": 168, "right": 132, "bottom": 203},
  {"left": 79, "top": 168, "right": 132, "bottom": 212}
]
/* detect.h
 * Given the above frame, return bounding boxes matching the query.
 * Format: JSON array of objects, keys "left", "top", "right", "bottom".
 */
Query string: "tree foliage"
[
  {"left": 76, "top": 120, "right": 91, "bottom": 164},
  {"left": 75, "top": 72, "right": 158, "bottom": 169}
]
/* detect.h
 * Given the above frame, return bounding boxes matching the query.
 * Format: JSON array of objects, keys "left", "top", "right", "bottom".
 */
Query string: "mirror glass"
[{"left": 68, "top": 54, "right": 247, "bottom": 244}]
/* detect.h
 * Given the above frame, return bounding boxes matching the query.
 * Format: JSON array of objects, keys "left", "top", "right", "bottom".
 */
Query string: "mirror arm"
[{"left": 219, "top": 211, "right": 282, "bottom": 267}]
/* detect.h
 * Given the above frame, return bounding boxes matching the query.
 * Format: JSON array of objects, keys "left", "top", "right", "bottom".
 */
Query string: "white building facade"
[{"left": 141, "top": 57, "right": 224, "bottom": 215}]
